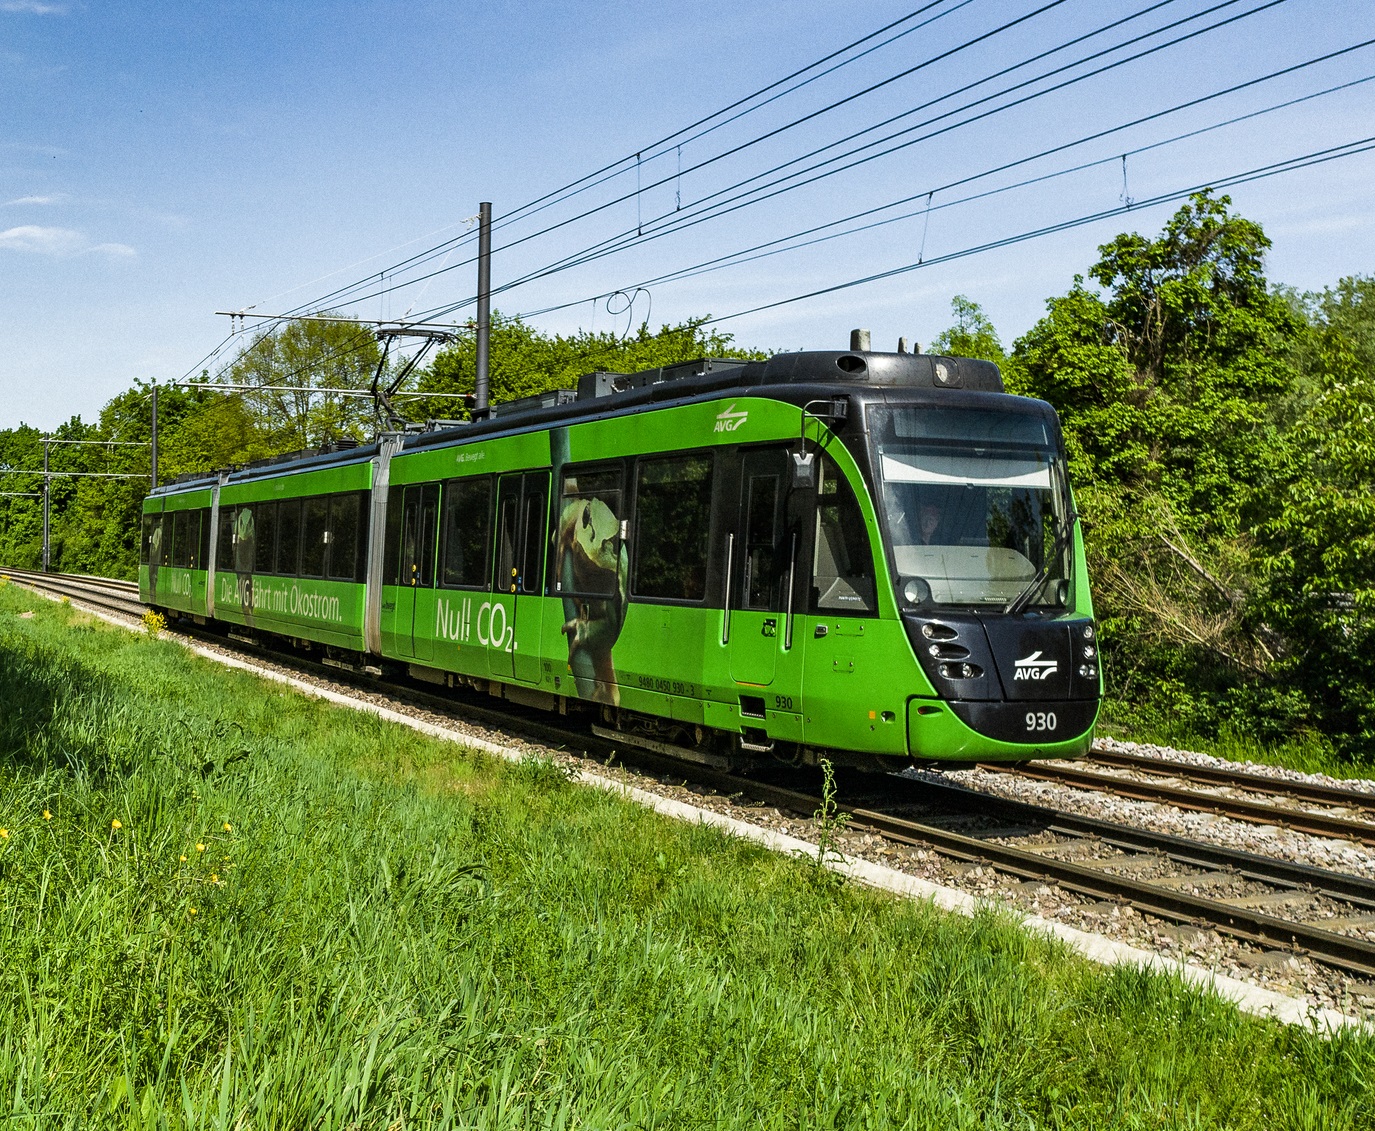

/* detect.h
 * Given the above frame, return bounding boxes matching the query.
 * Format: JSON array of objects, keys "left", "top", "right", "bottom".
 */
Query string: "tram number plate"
[
  {"left": 637, "top": 676, "right": 698, "bottom": 697},
  {"left": 1025, "top": 711, "right": 1058, "bottom": 733}
]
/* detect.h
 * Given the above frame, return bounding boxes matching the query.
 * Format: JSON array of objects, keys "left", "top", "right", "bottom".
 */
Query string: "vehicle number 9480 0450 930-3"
[{"left": 1025, "top": 711, "right": 1057, "bottom": 733}]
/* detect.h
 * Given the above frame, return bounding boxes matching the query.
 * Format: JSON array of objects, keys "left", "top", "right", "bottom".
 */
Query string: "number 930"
[{"left": 1025, "top": 711, "right": 1057, "bottom": 733}]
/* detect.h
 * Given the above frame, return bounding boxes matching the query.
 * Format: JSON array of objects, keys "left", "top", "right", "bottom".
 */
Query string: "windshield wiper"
[{"left": 1004, "top": 509, "right": 1078, "bottom": 616}]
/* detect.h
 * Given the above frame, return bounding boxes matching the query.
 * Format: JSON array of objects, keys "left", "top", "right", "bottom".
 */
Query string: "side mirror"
[{"left": 791, "top": 451, "right": 816, "bottom": 490}]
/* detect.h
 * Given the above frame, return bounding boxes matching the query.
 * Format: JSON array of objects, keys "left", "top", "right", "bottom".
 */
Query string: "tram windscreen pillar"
[{"left": 474, "top": 201, "right": 492, "bottom": 415}]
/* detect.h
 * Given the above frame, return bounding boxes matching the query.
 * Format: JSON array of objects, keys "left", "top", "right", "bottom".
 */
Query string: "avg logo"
[
  {"left": 1013, "top": 651, "right": 1059, "bottom": 681},
  {"left": 714, "top": 403, "right": 749, "bottom": 432}
]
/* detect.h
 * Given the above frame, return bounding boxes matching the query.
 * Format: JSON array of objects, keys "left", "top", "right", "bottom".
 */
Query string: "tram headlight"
[
  {"left": 902, "top": 576, "right": 931, "bottom": 605},
  {"left": 1083, "top": 644, "right": 1096, "bottom": 659},
  {"left": 1082, "top": 624, "right": 1095, "bottom": 641}
]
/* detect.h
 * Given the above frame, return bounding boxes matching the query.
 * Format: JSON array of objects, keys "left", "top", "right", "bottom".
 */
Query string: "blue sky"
[{"left": 2, "top": 0, "right": 1373, "bottom": 430}]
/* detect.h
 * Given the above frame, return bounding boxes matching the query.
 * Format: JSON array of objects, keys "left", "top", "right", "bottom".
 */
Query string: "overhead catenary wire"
[
  {"left": 697, "top": 135, "right": 1375, "bottom": 326},
  {"left": 477, "top": 0, "right": 1298, "bottom": 312},
  {"left": 267, "top": 0, "right": 1088, "bottom": 326},
  {"left": 256, "top": 0, "right": 978, "bottom": 323},
  {"left": 394, "top": 0, "right": 1298, "bottom": 325},
  {"left": 513, "top": 57, "right": 1375, "bottom": 319}
]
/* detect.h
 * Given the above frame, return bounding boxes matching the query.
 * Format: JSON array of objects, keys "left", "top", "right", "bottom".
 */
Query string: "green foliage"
[
  {"left": 1011, "top": 194, "right": 1375, "bottom": 764},
  {"left": 3, "top": 590, "right": 1372, "bottom": 1128},
  {"left": 414, "top": 313, "right": 767, "bottom": 414},
  {"left": 1252, "top": 278, "right": 1375, "bottom": 752},
  {"left": 222, "top": 315, "right": 384, "bottom": 451},
  {"left": 930, "top": 295, "right": 1007, "bottom": 366}
]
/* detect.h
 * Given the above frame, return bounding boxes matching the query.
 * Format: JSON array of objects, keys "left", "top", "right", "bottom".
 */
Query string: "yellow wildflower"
[
  {"left": 0, "top": 829, "right": 7, "bottom": 840},
  {"left": 111, "top": 819, "right": 122, "bottom": 831},
  {"left": 223, "top": 822, "right": 232, "bottom": 832},
  {"left": 210, "top": 873, "right": 219, "bottom": 884},
  {"left": 42, "top": 810, "right": 51, "bottom": 821},
  {"left": 188, "top": 907, "right": 197, "bottom": 916},
  {"left": 196, "top": 843, "right": 205, "bottom": 852},
  {"left": 180, "top": 855, "right": 187, "bottom": 862}
]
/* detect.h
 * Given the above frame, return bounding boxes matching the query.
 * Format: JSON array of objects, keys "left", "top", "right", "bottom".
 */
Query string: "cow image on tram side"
[{"left": 554, "top": 474, "right": 629, "bottom": 706}]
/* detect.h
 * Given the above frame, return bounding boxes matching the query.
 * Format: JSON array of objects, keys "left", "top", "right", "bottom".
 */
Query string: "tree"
[
  {"left": 929, "top": 295, "right": 1006, "bottom": 366},
  {"left": 413, "top": 314, "right": 767, "bottom": 415},
  {"left": 1011, "top": 194, "right": 1312, "bottom": 747},
  {"left": 221, "top": 316, "right": 385, "bottom": 451},
  {"left": 1254, "top": 277, "right": 1375, "bottom": 751}
]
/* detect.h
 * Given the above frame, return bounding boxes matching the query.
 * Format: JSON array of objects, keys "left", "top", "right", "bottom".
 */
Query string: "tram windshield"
[{"left": 867, "top": 405, "right": 1073, "bottom": 610}]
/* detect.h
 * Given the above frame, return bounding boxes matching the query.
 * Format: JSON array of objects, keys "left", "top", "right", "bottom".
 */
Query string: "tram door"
[
  {"left": 491, "top": 471, "right": 550, "bottom": 683},
  {"left": 728, "top": 447, "right": 798, "bottom": 687},
  {"left": 396, "top": 483, "right": 439, "bottom": 661}
]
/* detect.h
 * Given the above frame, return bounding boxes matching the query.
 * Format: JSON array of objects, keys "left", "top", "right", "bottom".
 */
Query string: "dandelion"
[
  {"left": 188, "top": 907, "right": 197, "bottom": 916},
  {"left": 42, "top": 810, "right": 51, "bottom": 821},
  {"left": 0, "top": 829, "right": 8, "bottom": 840},
  {"left": 210, "top": 873, "right": 219, "bottom": 884},
  {"left": 179, "top": 854, "right": 187, "bottom": 862},
  {"left": 111, "top": 819, "right": 122, "bottom": 831},
  {"left": 223, "top": 822, "right": 232, "bottom": 832},
  {"left": 196, "top": 843, "right": 205, "bottom": 852}
]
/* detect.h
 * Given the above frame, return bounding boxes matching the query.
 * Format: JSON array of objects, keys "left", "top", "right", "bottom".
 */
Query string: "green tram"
[{"left": 140, "top": 349, "right": 1101, "bottom": 769}]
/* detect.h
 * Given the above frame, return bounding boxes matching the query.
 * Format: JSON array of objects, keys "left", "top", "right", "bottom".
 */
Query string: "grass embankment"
[
  {"left": 1, "top": 586, "right": 1372, "bottom": 1129},
  {"left": 1097, "top": 702, "right": 1375, "bottom": 782}
]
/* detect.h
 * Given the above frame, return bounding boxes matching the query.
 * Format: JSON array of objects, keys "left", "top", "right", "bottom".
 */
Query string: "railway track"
[
  {"left": 11, "top": 566, "right": 1375, "bottom": 982},
  {"left": 2, "top": 567, "right": 145, "bottom": 619},
  {"left": 977, "top": 756, "right": 1375, "bottom": 846}
]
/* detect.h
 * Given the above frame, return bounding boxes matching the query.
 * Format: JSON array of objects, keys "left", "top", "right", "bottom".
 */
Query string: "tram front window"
[{"left": 868, "top": 405, "right": 1072, "bottom": 609}]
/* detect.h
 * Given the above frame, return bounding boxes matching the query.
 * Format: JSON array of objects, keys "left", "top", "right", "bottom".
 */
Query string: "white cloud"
[
  {"left": 3, "top": 194, "right": 65, "bottom": 206},
  {"left": 0, "top": 2, "right": 69, "bottom": 13},
  {"left": 87, "top": 241, "right": 135, "bottom": 257},
  {"left": 0, "top": 225, "right": 134, "bottom": 258}
]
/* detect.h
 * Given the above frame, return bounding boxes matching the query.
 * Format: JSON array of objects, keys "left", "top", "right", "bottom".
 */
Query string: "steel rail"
[
  {"left": 1085, "top": 747, "right": 1375, "bottom": 812},
  {"left": 3, "top": 568, "right": 145, "bottom": 618},
  {"left": 984, "top": 761, "right": 1375, "bottom": 846},
  {"left": 647, "top": 763, "right": 1375, "bottom": 980},
  {"left": 12, "top": 567, "right": 1375, "bottom": 978}
]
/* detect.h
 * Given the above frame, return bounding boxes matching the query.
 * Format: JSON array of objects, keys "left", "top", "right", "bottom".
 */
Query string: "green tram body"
[{"left": 140, "top": 350, "right": 1102, "bottom": 768}]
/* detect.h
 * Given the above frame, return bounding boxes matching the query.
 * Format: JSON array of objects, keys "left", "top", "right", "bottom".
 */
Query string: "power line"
[
  {"left": 259, "top": 0, "right": 977, "bottom": 322},
  {"left": 698, "top": 135, "right": 1375, "bottom": 325},
  {"left": 514, "top": 56, "right": 1375, "bottom": 319},
  {"left": 276, "top": 0, "right": 1085, "bottom": 324},
  {"left": 400, "top": 0, "right": 1294, "bottom": 325},
  {"left": 454, "top": 0, "right": 1296, "bottom": 317}
]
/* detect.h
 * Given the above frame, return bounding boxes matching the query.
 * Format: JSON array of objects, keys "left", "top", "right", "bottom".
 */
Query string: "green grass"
[{"left": 1, "top": 585, "right": 1373, "bottom": 1129}]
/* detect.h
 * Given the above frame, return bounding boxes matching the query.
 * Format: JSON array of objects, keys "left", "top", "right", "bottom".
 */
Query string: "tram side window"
[
  {"left": 811, "top": 455, "right": 876, "bottom": 614},
  {"left": 327, "top": 493, "right": 362, "bottom": 582},
  {"left": 743, "top": 467, "right": 781, "bottom": 610},
  {"left": 199, "top": 508, "right": 211, "bottom": 569},
  {"left": 233, "top": 506, "right": 256, "bottom": 575},
  {"left": 383, "top": 486, "right": 404, "bottom": 585},
  {"left": 633, "top": 454, "right": 712, "bottom": 601},
  {"left": 276, "top": 498, "right": 302, "bottom": 576},
  {"left": 518, "top": 480, "right": 547, "bottom": 595},
  {"left": 418, "top": 485, "right": 439, "bottom": 588},
  {"left": 178, "top": 510, "right": 199, "bottom": 568},
  {"left": 254, "top": 502, "right": 278, "bottom": 574},
  {"left": 217, "top": 506, "right": 235, "bottom": 571},
  {"left": 140, "top": 514, "right": 156, "bottom": 565},
  {"left": 300, "top": 496, "right": 329, "bottom": 578},
  {"left": 553, "top": 465, "right": 624, "bottom": 598},
  {"left": 159, "top": 513, "right": 174, "bottom": 567},
  {"left": 440, "top": 477, "right": 492, "bottom": 589}
]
